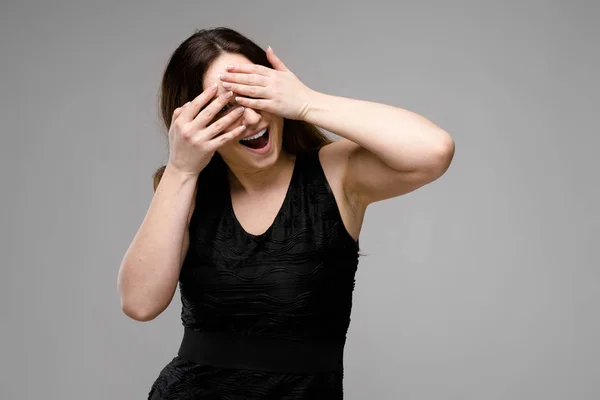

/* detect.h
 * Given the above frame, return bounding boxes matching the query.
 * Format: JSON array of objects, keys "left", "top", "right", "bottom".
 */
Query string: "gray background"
[{"left": 1, "top": 0, "right": 598, "bottom": 399}]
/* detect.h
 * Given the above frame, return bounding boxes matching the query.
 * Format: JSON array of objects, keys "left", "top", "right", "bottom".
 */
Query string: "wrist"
[
  {"left": 302, "top": 89, "right": 328, "bottom": 124},
  {"left": 164, "top": 163, "right": 200, "bottom": 182}
]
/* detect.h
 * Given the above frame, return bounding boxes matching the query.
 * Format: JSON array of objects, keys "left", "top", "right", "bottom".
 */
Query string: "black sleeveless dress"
[{"left": 148, "top": 150, "right": 360, "bottom": 399}]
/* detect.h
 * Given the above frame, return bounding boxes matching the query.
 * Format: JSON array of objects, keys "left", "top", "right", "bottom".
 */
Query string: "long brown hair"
[{"left": 153, "top": 27, "right": 331, "bottom": 191}]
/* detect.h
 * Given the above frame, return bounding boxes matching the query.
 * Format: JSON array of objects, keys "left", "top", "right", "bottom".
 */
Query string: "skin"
[{"left": 117, "top": 47, "right": 455, "bottom": 321}]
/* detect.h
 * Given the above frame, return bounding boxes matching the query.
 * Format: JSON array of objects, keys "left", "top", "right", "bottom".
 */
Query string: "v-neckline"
[{"left": 226, "top": 155, "right": 299, "bottom": 240}]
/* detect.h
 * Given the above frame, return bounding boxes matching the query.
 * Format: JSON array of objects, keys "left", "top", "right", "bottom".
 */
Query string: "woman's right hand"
[{"left": 167, "top": 83, "right": 247, "bottom": 175}]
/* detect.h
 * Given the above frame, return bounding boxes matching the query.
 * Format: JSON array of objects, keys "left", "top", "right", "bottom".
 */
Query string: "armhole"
[
  {"left": 187, "top": 175, "right": 203, "bottom": 232},
  {"left": 181, "top": 182, "right": 199, "bottom": 265},
  {"left": 315, "top": 148, "right": 360, "bottom": 249},
  {"left": 188, "top": 186, "right": 198, "bottom": 225}
]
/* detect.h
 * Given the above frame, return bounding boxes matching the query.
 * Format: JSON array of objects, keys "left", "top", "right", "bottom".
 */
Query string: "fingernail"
[
  {"left": 218, "top": 73, "right": 224, "bottom": 80},
  {"left": 211, "top": 82, "right": 218, "bottom": 88},
  {"left": 222, "top": 81, "right": 232, "bottom": 88},
  {"left": 226, "top": 90, "right": 233, "bottom": 97}
]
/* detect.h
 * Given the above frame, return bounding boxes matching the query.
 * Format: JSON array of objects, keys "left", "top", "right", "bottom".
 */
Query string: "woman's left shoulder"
[{"left": 316, "top": 138, "right": 361, "bottom": 187}]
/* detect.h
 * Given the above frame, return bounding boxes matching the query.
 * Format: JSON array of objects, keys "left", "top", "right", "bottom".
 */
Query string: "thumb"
[{"left": 266, "top": 46, "right": 289, "bottom": 72}]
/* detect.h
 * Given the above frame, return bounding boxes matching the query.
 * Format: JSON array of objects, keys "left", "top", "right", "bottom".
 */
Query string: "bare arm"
[
  {"left": 117, "top": 83, "right": 248, "bottom": 322},
  {"left": 303, "top": 92, "right": 455, "bottom": 207},
  {"left": 218, "top": 49, "right": 454, "bottom": 208},
  {"left": 117, "top": 164, "right": 197, "bottom": 322}
]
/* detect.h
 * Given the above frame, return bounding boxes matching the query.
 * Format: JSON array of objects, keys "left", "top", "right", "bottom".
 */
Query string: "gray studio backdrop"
[{"left": 2, "top": 1, "right": 598, "bottom": 399}]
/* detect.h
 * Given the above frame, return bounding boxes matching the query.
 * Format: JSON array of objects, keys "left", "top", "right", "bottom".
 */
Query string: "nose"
[{"left": 241, "top": 107, "right": 261, "bottom": 126}]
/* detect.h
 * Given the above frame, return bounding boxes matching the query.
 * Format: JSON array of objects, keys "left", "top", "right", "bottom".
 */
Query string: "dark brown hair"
[{"left": 153, "top": 27, "right": 331, "bottom": 191}]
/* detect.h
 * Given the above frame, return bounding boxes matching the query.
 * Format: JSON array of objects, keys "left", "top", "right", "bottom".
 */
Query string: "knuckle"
[
  {"left": 220, "top": 134, "right": 231, "bottom": 144},
  {"left": 181, "top": 132, "right": 192, "bottom": 141},
  {"left": 190, "top": 136, "right": 203, "bottom": 146},
  {"left": 180, "top": 126, "right": 194, "bottom": 139},
  {"left": 174, "top": 119, "right": 185, "bottom": 130},
  {"left": 204, "top": 109, "right": 215, "bottom": 120}
]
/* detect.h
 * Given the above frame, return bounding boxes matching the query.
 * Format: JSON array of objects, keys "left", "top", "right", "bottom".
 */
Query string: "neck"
[{"left": 227, "top": 151, "right": 296, "bottom": 194}]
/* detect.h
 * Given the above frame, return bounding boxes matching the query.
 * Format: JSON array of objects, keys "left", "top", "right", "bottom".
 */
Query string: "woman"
[{"left": 117, "top": 27, "right": 454, "bottom": 399}]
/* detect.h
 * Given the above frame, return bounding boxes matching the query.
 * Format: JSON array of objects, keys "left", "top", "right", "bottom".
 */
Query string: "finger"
[
  {"left": 218, "top": 72, "right": 267, "bottom": 87},
  {"left": 179, "top": 83, "right": 219, "bottom": 121},
  {"left": 207, "top": 124, "right": 248, "bottom": 150},
  {"left": 223, "top": 83, "right": 268, "bottom": 99},
  {"left": 225, "top": 63, "right": 272, "bottom": 76},
  {"left": 204, "top": 105, "right": 246, "bottom": 139},
  {"left": 266, "top": 46, "right": 289, "bottom": 72},
  {"left": 192, "top": 90, "right": 234, "bottom": 127},
  {"left": 234, "top": 96, "right": 271, "bottom": 111},
  {"left": 172, "top": 106, "right": 184, "bottom": 120}
]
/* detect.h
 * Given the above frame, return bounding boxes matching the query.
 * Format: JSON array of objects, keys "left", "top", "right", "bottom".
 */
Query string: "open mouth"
[{"left": 239, "top": 127, "right": 269, "bottom": 150}]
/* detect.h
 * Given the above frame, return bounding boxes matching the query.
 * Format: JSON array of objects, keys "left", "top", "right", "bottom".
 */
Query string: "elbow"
[
  {"left": 429, "top": 134, "right": 455, "bottom": 178},
  {"left": 121, "top": 300, "right": 161, "bottom": 322},
  {"left": 118, "top": 283, "right": 163, "bottom": 322},
  {"left": 117, "top": 265, "right": 164, "bottom": 322}
]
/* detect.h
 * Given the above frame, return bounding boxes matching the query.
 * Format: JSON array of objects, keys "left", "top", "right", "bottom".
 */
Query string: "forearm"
[
  {"left": 303, "top": 90, "right": 454, "bottom": 172},
  {"left": 118, "top": 164, "right": 198, "bottom": 321}
]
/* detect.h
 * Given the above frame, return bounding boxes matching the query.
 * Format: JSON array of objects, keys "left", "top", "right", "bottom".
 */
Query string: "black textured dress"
[{"left": 148, "top": 150, "right": 360, "bottom": 399}]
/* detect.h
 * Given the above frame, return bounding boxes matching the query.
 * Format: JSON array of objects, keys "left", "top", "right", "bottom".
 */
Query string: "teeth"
[{"left": 241, "top": 128, "right": 267, "bottom": 141}]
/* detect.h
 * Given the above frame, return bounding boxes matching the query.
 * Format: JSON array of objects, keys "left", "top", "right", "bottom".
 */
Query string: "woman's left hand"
[{"left": 218, "top": 47, "right": 315, "bottom": 120}]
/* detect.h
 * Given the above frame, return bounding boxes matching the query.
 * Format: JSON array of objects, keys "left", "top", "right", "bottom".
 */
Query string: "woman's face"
[{"left": 202, "top": 52, "right": 285, "bottom": 172}]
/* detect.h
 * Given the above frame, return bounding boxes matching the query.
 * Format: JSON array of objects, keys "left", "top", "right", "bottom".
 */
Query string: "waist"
[{"left": 178, "top": 327, "right": 344, "bottom": 373}]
